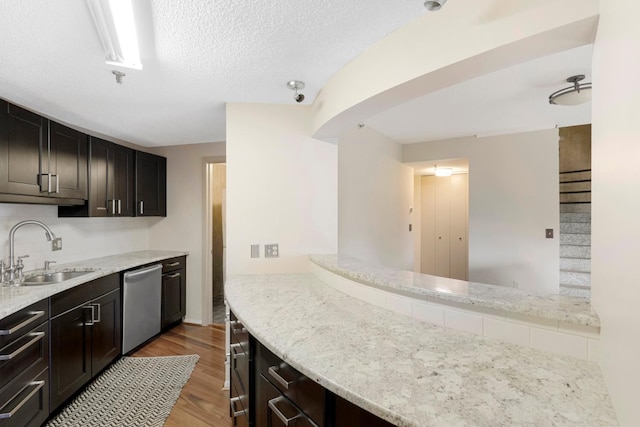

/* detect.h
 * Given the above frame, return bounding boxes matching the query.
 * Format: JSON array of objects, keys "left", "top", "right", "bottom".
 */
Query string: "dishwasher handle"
[{"left": 123, "top": 264, "right": 162, "bottom": 281}]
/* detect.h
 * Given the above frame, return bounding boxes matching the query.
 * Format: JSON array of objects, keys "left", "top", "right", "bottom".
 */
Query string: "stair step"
[
  {"left": 560, "top": 181, "right": 591, "bottom": 193},
  {"left": 560, "top": 222, "right": 591, "bottom": 234},
  {"left": 560, "top": 193, "right": 591, "bottom": 204},
  {"left": 560, "top": 233, "right": 591, "bottom": 246},
  {"left": 560, "top": 257, "right": 591, "bottom": 273},
  {"left": 559, "top": 285, "right": 591, "bottom": 299},
  {"left": 560, "top": 212, "right": 591, "bottom": 223},
  {"left": 560, "top": 270, "right": 591, "bottom": 286},
  {"left": 560, "top": 203, "right": 591, "bottom": 213},
  {"left": 560, "top": 170, "right": 591, "bottom": 182},
  {"left": 560, "top": 244, "right": 591, "bottom": 259}
]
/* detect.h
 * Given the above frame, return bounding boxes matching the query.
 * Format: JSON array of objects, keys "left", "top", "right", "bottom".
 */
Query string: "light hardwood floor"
[{"left": 131, "top": 323, "right": 231, "bottom": 427}]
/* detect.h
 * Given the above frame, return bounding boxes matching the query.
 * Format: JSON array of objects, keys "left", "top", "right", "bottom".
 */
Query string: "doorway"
[{"left": 205, "top": 162, "right": 227, "bottom": 324}]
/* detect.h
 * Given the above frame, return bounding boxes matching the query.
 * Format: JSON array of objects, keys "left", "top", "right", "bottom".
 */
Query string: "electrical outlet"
[
  {"left": 265, "top": 244, "right": 279, "bottom": 258},
  {"left": 52, "top": 237, "right": 62, "bottom": 251},
  {"left": 250, "top": 244, "right": 260, "bottom": 258},
  {"left": 545, "top": 228, "right": 554, "bottom": 239}
]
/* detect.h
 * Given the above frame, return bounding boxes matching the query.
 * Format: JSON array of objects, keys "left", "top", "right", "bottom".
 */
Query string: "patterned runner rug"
[{"left": 46, "top": 355, "right": 199, "bottom": 427}]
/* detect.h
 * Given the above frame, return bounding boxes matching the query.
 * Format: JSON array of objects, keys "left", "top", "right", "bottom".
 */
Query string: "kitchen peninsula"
[{"left": 225, "top": 256, "right": 616, "bottom": 426}]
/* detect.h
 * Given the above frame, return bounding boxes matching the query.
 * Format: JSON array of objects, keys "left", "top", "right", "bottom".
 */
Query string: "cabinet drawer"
[
  {"left": 161, "top": 256, "right": 185, "bottom": 273},
  {"left": 230, "top": 374, "right": 249, "bottom": 427},
  {"left": 0, "top": 300, "right": 48, "bottom": 350},
  {"left": 51, "top": 273, "right": 119, "bottom": 317},
  {"left": 231, "top": 342, "right": 250, "bottom": 397},
  {"left": 0, "top": 368, "right": 49, "bottom": 427},
  {"left": 0, "top": 322, "right": 48, "bottom": 395},
  {"left": 257, "top": 374, "right": 318, "bottom": 427},
  {"left": 230, "top": 312, "right": 249, "bottom": 355},
  {"left": 257, "top": 344, "right": 325, "bottom": 427}
]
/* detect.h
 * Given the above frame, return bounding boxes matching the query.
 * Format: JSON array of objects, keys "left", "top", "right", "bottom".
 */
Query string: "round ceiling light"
[
  {"left": 548, "top": 75, "right": 592, "bottom": 106},
  {"left": 424, "top": 0, "right": 448, "bottom": 11}
]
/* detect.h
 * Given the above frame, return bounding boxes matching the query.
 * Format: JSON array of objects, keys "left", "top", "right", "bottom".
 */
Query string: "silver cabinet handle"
[
  {"left": 229, "top": 396, "right": 246, "bottom": 418},
  {"left": 111, "top": 199, "right": 116, "bottom": 215},
  {"left": 230, "top": 343, "right": 245, "bottom": 360},
  {"left": 165, "top": 272, "right": 180, "bottom": 279},
  {"left": 268, "top": 366, "right": 294, "bottom": 390},
  {"left": 93, "top": 303, "right": 101, "bottom": 324},
  {"left": 118, "top": 199, "right": 122, "bottom": 215},
  {"left": 84, "top": 305, "right": 96, "bottom": 326},
  {"left": 0, "top": 332, "right": 45, "bottom": 361},
  {"left": 0, "top": 311, "right": 45, "bottom": 336},
  {"left": 268, "top": 396, "right": 318, "bottom": 426},
  {"left": 0, "top": 380, "right": 45, "bottom": 420},
  {"left": 47, "top": 173, "right": 52, "bottom": 193},
  {"left": 165, "top": 262, "right": 180, "bottom": 267},
  {"left": 52, "top": 174, "right": 59, "bottom": 193},
  {"left": 230, "top": 320, "right": 246, "bottom": 335},
  {"left": 139, "top": 200, "right": 144, "bottom": 215}
]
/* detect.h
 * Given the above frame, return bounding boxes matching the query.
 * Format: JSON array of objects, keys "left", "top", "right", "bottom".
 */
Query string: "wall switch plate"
[
  {"left": 409, "top": 224, "right": 412, "bottom": 232},
  {"left": 52, "top": 238, "right": 62, "bottom": 251},
  {"left": 545, "top": 229, "right": 554, "bottom": 239},
  {"left": 250, "top": 244, "right": 260, "bottom": 258},
  {"left": 265, "top": 244, "right": 279, "bottom": 258}
]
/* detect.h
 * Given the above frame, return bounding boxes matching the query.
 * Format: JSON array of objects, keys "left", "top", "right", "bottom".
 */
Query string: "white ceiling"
[
  {"left": 366, "top": 44, "right": 593, "bottom": 144},
  {"left": 0, "top": 1, "right": 593, "bottom": 148},
  {"left": 0, "top": 0, "right": 425, "bottom": 147}
]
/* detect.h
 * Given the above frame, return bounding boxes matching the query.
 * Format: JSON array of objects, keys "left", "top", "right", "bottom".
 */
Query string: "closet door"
[
  {"left": 450, "top": 174, "right": 468, "bottom": 280},
  {"left": 420, "top": 176, "right": 436, "bottom": 275},
  {"left": 434, "top": 176, "right": 451, "bottom": 278}
]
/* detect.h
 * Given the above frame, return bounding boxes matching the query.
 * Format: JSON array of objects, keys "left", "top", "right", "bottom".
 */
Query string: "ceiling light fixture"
[
  {"left": 434, "top": 165, "right": 453, "bottom": 177},
  {"left": 87, "top": 0, "right": 142, "bottom": 70},
  {"left": 424, "top": 0, "right": 448, "bottom": 11},
  {"left": 287, "top": 80, "right": 306, "bottom": 103},
  {"left": 548, "top": 75, "right": 591, "bottom": 106}
]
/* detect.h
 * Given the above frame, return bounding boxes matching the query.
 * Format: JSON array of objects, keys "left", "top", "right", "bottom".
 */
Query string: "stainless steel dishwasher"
[{"left": 122, "top": 263, "right": 163, "bottom": 353}]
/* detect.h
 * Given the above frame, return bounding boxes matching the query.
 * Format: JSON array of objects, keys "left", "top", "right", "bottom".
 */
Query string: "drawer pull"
[
  {"left": 0, "top": 332, "right": 45, "bottom": 361},
  {"left": 84, "top": 305, "right": 96, "bottom": 326},
  {"left": 230, "top": 320, "right": 246, "bottom": 335},
  {"left": 268, "top": 366, "right": 294, "bottom": 390},
  {"left": 231, "top": 343, "right": 245, "bottom": 360},
  {"left": 0, "top": 311, "right": 45, "bottom": 336},
  {"left": 165, "top": 273, "right": 181, "bottom": 279},
  {"left": 230, "top": 396, "right": 246, "bottom": 418},
  {"left": 165, "top": 262, "right": 180, "bottom": 267},
  {"left": 268, "top": 396, "right": 318, "bottom": 426},
  {"left": 0, "top": 380, "right": 45, "bottom": 419}
]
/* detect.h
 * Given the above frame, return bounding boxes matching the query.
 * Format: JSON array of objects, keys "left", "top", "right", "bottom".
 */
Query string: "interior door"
[
  {"left": 420, "top": 175, "right": 436, "bottom": 275},
  {"left": 449, "top": 173, "right": 469, "bottom": 280},
  {"left": 434, "top": 175, "right": 451, "bottom": 278}
]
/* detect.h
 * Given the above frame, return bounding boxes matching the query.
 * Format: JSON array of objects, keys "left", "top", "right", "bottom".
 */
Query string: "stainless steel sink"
[{"left": 22, "top": 270, "right": 93, "bottom": 286}]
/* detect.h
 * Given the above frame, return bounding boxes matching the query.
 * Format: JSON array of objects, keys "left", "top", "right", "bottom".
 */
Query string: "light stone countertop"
[
  {"left": 310, "top": 254, "right": 600, "bottom": 327},
  {"left": 225, "top": 273, "right": 616, "bottom": 427},
  {"left": 0, "top": 250, "right": 188, "bottom": 320}
]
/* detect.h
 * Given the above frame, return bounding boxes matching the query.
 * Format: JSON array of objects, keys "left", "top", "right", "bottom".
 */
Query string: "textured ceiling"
[{"left": 0, "top": 0, "right": 425, "bottom": 146}]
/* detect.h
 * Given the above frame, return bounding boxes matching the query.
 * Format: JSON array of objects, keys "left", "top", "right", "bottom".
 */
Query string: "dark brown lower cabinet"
[
  {"left": 161, "top": 256, "right": 187, "bottom": 329},
  {"left": 230, "top": 310, "right": 395, "bottom": 427},
  {"left": 0, "top": 300, "right": 50, "bottom": 427},
  {"left": 50, "top": 275, "right": 121, "bottom": 412}
]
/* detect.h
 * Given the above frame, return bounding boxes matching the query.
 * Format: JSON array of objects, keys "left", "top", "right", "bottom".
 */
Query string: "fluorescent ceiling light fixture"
[
  {"left": 87, "top": 0, "right": 142, "bottom": 70},
  {"left": 435, "top": 166, "right": 453, "bottom": 177},
  {"left": 549, "top": 75, "right": 591, "bottom": 106}
]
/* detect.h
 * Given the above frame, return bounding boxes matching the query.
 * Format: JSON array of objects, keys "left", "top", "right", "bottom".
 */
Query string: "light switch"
[
  {"left": 545, "top": 229, "right": 554, "bottom": 239},
  {"left": 251, "top": 244, "right": 260, "bottom": 258}
]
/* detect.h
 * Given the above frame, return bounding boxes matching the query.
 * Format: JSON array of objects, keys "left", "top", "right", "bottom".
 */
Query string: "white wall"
[
  {"left": 149, "top": 142, "right": 226, "bottom": 325},
  {"left": 0, "top": 203, "right": 152, "bottom": 272},
  {"left": 338, "top": 126, "right": 413, "bottom": 270},
  {"left": 403, "top": 129, "right": 559, "bottom": 293},
  {"left": 226, "top": 103, "right": 338, "bottom": 275},
  {"left": 591, "top": 0, "right": 640, "bottom": 423}
]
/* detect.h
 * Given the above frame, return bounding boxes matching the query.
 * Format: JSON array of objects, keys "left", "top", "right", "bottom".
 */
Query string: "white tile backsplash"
[
  {"left": 412, "top": 301, "right": 444, "bottom": 326},
  {"left": 483, "top": 317, "right": 531, "bottom": 347},
  {"left": 444, "top": 309, "right": 483, "bottom": 335},
  {"left": 0, "top": 203, "right": 154, "bottom": 272},
  {"left": 531, "top": 327, "right": 588, "bottom": 359}
]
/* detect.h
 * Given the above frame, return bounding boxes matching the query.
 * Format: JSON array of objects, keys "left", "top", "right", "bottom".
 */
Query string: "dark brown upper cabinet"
[
  {"left": 60, "top": 137, "right": 134, "bottom": 217},
  {"left": 0, "top": 100, "right": 87, "bottom": 205},
  {"left": 135, "top": 151, "right": 166, "bottom": 217}
]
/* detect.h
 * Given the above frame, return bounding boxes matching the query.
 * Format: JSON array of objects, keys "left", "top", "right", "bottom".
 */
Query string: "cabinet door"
[
  {"left": 0, "top": 101, "right": 47, "bottom": 196},
  {"left": 88, "top": 137, "right": 112, "bottom": 217},
  {"left": 449, "top": 173, "right": 468, "bottom": 280},
  {"left": 112, "top": 144, "right": 135, "bottom": 216},
  {"left": 50, "top": 305, "right": 92, "bottom": 410},
  {"left": 161, "top": 269, "right": 185, "bottom": 329},
  {"left": 420, "top": 176, "right": 436, "bottom": 275},
  {"left": 434, "top": 176, "right": 451, "bottom": 278},
  {"left": 135, "top": 151, "right": 166, "bottom": 216},
  {"left": 48, "top": 121, "right": 88, "bottom": 200},
  {"left": 91, "top": 289, "right": 122, "bottom": 375}
]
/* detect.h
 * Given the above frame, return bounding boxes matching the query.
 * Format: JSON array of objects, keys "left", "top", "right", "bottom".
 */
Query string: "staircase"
[{"left": 559, "top": 170, "right": 591, "bottom": 298}]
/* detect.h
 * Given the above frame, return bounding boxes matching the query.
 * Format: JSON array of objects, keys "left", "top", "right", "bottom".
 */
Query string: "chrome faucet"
[{"left": 3, "top": 220, "right": 62, "bottom": 284}]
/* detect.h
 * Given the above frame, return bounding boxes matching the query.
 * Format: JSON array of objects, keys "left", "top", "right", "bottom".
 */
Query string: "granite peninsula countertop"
[
  {"left": 225, "top": 273, "right": 616, "bottom": 426},
  {"left": 0, "top": 250, "right": 187, "bottom": 320},
  {"left": 310, "top": 254, "right": 600, "bottom": 328}
]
